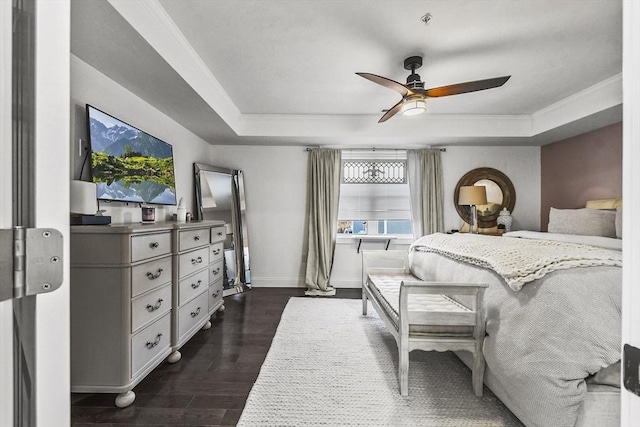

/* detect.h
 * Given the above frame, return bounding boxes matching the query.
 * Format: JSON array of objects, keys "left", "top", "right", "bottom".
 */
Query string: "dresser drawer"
[
  {"left": 131, "top": 312, "right": 171, "bottom": 378},
  {"left": 211, "top": 226, "right": 226, "bottom": 243},
  {"left": 209, "top": 259, "right": 224, "bottom": 283},
  {"left": 210, "top": 242, "right": 224, "bottom": 263},
  {"left": 208, "top": 279, "right": 223, "bottom": 313},
  {"left": 178, "top": 268, "right": 209, "bottom": 306},
  {"left": 131, "top": 283, "right": 172, "bottom": 333},
  {"left": 131, "top": 256, "right": 172, "bottom": 298},
  {"left": 178, "top": 292, "right": 209, "bottom": 339},
  {"left": 131, "top": 232, "right": 171, "bottom": 263},
  {"left": 179, "top": 228, "right": 210, "bottom": 252},
  {"left": 178, "top": 247, "right": 209, "bottom": 279}
]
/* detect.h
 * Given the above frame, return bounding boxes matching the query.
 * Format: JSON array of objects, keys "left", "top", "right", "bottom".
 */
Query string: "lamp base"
[{"left": 468, "top": 205, "right": 479, "bottom": 234}]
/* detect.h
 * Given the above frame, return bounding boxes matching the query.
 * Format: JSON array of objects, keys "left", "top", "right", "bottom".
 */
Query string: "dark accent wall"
[{"left": 540, "top": 122, "right": 622, "bottom": 230}]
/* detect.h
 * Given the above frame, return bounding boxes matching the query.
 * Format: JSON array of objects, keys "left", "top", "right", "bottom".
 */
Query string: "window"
[{"left": 337, "top": 151, "right": 412, "bottom": 236}]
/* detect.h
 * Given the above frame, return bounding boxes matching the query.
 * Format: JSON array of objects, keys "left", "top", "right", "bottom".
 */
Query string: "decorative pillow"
[
  {"left": 615, "top": 207, "right": 622, "bottom": 239},
  {"left": 585, "top": 198, "right": 622, "bottom": 209},
  {"left": 548, "top": 208, "right": 616, "bottom": 238}
]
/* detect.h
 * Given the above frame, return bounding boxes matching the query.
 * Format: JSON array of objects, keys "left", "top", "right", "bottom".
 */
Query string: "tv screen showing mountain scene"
[{"left": 87, "top": 105, "right": 177, "bottom": 205}]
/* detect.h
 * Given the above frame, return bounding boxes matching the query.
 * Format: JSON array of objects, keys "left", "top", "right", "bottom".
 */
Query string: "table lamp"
[{"left": 458, "top": 186, "right": 487, "bottom": 234}]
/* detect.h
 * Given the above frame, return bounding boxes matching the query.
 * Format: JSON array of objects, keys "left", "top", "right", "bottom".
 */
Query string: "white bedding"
[{"left": 408, "top": 232, "right": 621, "bottom": 427}]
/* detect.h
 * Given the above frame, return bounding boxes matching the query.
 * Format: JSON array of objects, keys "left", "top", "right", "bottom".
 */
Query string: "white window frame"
[{"left": 337, "top": 150, "right": 412, "bottom": 239}]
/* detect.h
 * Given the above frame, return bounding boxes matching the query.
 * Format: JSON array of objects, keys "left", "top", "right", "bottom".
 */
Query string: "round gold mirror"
[{"left": 454, "top": 167, "right": 516, "bottom": 228}]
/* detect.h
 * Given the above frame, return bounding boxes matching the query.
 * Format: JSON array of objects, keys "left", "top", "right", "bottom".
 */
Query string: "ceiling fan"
[{"left": 356, "top": 56, "right": 511, "bottom": 123}]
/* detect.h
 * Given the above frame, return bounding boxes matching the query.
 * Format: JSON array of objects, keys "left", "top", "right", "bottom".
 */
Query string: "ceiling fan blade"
[
  {"left": 356, "top": 72, "right": 410, "bottom": 97},
  {"left": 425, "top": 76, "right": 511, "bottom": 98},
  {"left": 378, "top": 100, "right": 404, "bottom": 123}
]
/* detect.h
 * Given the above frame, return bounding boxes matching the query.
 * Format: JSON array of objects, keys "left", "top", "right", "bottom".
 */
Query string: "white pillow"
[{"left": 548, "top": 208, "right": 616, "bottom": 238}]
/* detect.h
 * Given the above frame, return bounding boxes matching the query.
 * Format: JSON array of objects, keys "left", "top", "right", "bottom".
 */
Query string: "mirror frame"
[
  {"left": 454, "top": 167, "right": 516, "bottom": 228},
  {"left": 193, "top": 162, "right": 251, "bottom": 295}
]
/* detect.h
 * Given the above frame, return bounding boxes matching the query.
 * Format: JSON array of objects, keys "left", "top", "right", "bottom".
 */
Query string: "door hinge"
[
  {"left": 0, "top": 227, "right": 63, "bottom": 302},
  {"left": 624, "top": 344, "right": 640, "bottom": 396}
]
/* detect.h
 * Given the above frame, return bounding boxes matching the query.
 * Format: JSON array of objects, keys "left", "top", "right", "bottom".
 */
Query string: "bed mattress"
[{"left": 408, "top": 233, "right": 621, "bottom": 427}]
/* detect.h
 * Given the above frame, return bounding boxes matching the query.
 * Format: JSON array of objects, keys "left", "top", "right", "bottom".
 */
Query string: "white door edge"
[{"left": 0, "top": 0, "right": 14, "bottom": 424}]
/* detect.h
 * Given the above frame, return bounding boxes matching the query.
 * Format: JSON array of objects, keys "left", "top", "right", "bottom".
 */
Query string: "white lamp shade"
[
  {"left": 401, "top": 98, "right": 427, "bottom": 116},
  {"left": 458, "top": 185, "right": 488, "bottom": 206},
  {"left": 70, "top": 180, "right": 98, "bottom": 215}
]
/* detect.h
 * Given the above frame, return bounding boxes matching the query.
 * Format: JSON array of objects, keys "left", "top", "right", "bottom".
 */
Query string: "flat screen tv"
[{"left": 86, "top": 105, "right": 177, "bottom": 206}]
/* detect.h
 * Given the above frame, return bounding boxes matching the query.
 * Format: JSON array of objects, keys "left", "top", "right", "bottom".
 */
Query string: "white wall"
[
  {"left": 70, "top": 55, "right": 213, "bottom": 223},
  {"left": 207, "top": 145, "right": 309, "bottom": 287},
  {"left": 210, "top": 145, "right": 541, "bottom": 288}
]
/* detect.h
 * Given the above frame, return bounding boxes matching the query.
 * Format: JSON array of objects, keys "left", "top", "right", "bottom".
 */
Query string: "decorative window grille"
[{"left": 342, "top": 160, "right": 406, "bottom": 184}]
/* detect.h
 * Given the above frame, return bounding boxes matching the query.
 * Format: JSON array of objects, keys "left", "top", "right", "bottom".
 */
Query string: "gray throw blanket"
[{"left": 408, "top": 233, "right": 621, "bottom": 427}]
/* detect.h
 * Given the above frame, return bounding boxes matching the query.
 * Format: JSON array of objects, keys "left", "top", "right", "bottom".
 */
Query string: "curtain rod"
[{"left": 304, "top": 147, "right": 446, "bottom": 152}]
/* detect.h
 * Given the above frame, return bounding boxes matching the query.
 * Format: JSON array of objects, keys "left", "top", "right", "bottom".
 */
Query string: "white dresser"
[
  {"left": 70, "top": 220, "right": 225, "bottom": 407},
  {"left": 209, "top": 225, "right": 226, "bottom": 315},
  {"left": 167, "top": 222, "right": 226, "bottom": 362}
]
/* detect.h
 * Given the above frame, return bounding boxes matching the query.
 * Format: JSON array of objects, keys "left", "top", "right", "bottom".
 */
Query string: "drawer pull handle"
[
  {"left": 149, "top": 242, "right": 159, "bottom": 249},
  {"left": 190, "top": 307, "right": 201, "bottom": 318},
  {"left": 212, "top": 267, "right": 221, "bottom": 275},
  {"left": 191, "top": 280, "right": 202, "bottom": 289},
  {"left": 217, "top": 232, "right": 223, "bottom": 236},
  {"left": 146, "top": 298, "right": 163, "bottom": 312},
  {"left": 194, "top": 236, "right": 200, "bottom": 241},
  {"left": 146, "top": 333, "right": 162, "bottom": 349},
  {"left": 146, "top": 268, "right": 163, "bottom": 280},
  {"left": 212, "top": 249, "right": 221, "bottom": 255},
  {"left": 191, "top": 256, "right": 203, "bottom": 265},
  {"left": 212, "top": 290, "right": 220, "bottom": 298}
]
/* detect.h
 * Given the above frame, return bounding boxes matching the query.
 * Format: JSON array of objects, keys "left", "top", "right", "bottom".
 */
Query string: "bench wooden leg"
[
  {"left": 362, "top": 289, "right": 368, "bottom": 316},
  {"left": 399, "top": 340, "right": 409, "bottom": 396},
  {"left": 472, "top": 348, "right": 485, "bottom": 397}
]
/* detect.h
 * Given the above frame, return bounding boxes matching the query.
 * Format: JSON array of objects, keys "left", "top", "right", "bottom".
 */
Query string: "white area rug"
[{"left": 238, "top": 298, "right": 523, "bottom": 426}]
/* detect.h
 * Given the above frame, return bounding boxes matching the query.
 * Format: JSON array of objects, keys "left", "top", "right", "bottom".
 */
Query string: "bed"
[{"left": 407, "top": 229, "right": 621, "bottom": 427}]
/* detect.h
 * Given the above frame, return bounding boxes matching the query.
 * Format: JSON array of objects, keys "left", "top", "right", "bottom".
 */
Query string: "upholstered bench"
[{"left": 361, "top": 250, "right": 488, "bottom": 397}]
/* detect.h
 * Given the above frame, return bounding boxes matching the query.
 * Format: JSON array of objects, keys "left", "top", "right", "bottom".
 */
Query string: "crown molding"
[
  {"left": 531, "top": 73, "right": 622, "bottom": 135},
  {"left": 108, "top": 0, "right": 242, "bottom": 129}
]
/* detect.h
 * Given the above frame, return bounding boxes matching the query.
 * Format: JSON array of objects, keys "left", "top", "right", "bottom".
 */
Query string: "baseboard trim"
[
  {"left": 330, "top": 280, "right": 362, "bottom": 289},
  {"left": 249, "top": 277, "right": 362, "bottom": 289},
  {"left": 249, "top": 277, "right": 305, "bottom": 288}
]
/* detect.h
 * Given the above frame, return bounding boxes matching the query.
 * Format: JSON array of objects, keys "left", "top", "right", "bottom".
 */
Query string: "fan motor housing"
[{"left": 404, "top": 56, "right": 424, "bottom": 88}]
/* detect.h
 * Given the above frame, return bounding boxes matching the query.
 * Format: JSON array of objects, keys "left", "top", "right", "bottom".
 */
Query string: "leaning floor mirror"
[{"left": 194, "top": 163, "right": 251, "bottom": 296}]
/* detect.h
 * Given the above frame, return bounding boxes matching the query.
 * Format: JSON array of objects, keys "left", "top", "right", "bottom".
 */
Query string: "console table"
[
  {"left": 352, "top": 234, "right": 397, "bottom": 253},
  {"left": 70, "top": 220, "right": 225, "bottom": 407}
]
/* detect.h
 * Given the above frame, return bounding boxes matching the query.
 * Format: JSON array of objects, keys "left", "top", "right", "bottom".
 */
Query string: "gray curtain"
[
  {"left": 407, "top": 149, "right": 444, "bottom": 239},
  {"left": 305, "top": 148, "right": 342, "bottom": 295}
]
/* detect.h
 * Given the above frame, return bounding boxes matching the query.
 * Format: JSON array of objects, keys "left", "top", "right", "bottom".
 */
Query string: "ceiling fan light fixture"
[{"left": 401, "top": 97, "right": 427, "bottom": 116}]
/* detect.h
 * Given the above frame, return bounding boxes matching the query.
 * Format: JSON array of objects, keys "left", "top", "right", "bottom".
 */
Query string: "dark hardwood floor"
[{"left": 71, "top": 287, "right": 361, "bottom": 426}]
